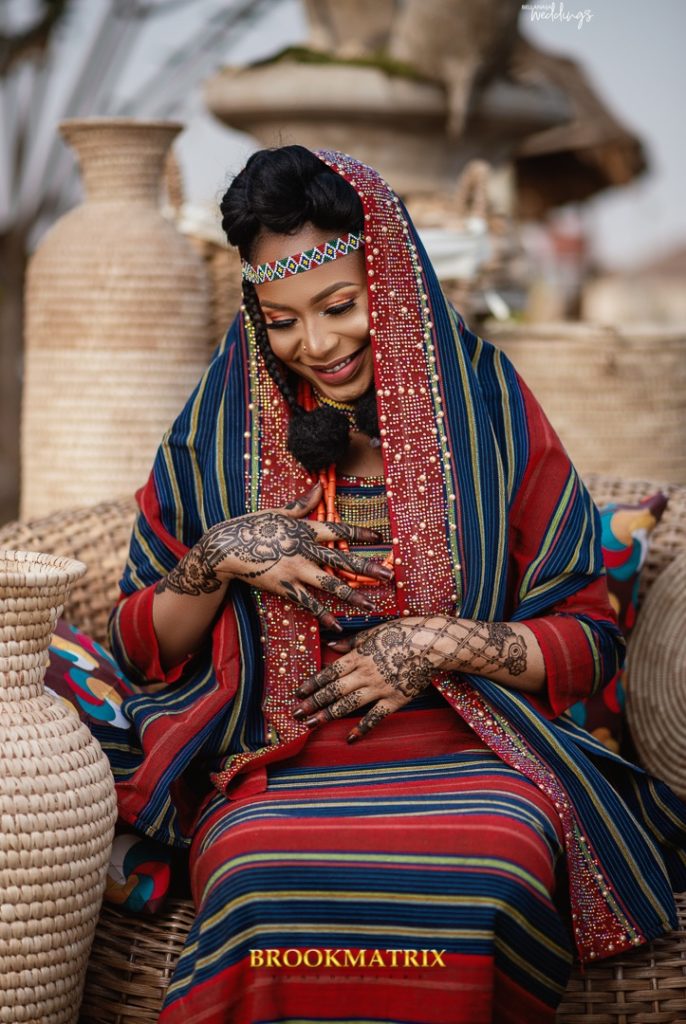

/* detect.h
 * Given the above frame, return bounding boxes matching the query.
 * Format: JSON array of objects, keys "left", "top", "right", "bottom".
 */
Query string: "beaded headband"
[{"left": 241, "top": 231, "right": 365, "bottom": 285}]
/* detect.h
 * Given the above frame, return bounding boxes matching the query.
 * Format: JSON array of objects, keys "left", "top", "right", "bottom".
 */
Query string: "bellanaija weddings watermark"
[{"left": 521, "top": 2, "right": 593, "bottom": 29}]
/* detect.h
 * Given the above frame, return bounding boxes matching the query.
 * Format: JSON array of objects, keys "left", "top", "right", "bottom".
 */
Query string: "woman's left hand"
[{"left": 290, "top": 616, "right": 451, "bottom": 743}]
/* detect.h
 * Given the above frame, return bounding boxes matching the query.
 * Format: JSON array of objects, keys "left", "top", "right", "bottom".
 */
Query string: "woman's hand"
[
  {"left": 290, "top": 615, "right": 454, "bottom": 741},
  {"left": 156, "top": 482, "right": 393, "bottom": 632}
]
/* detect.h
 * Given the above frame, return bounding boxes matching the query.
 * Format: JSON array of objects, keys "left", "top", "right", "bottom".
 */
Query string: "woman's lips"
[{"left": 310, "top": 344, "right": 368, "bottom": 384}]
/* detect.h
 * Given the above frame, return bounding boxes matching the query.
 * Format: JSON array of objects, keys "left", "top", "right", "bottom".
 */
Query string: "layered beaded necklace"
[{"left": 298, "top": 378, "right": 395, "bottom": 587}]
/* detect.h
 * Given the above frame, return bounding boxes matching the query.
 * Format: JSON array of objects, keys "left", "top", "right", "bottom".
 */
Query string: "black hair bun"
[{"left": 287, "top": 405, "right": 352, "bottom": 474}]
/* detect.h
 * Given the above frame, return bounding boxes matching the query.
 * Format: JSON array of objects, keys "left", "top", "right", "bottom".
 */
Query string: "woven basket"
[
  {"left": 0, "top": 549, "right": 118, "bottom": 1023},
  {"left": 625, "top": 550, "right": 686, "bottom": 801},
  {"left": 21, "top": 117, "right": 212, "bottom": 519},
  {"left": 0, "top": 497, "right": 138, "bottom": 645},
  {"left": 485, "top": 323, "right": 686, "bottom": 484}
]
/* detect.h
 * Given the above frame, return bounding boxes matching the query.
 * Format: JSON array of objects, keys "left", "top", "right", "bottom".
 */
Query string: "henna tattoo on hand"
[
  {"left": 155, "top": 540, "right": 224, "bottom": 597},
  {"left": 356, "top": 624, "right": 434, "bottom": 699},
  {"left": 156, "top": 508, "right": 384, "bottom": 604},
  {"left": 445, "top": 619, "right": 528, "bottom": 676}
]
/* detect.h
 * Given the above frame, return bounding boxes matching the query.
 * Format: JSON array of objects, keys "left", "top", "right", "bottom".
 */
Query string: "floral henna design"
[
  {"left": 356, "top": 626, "right": 434, "bottom": 699},
  {"left": 155, "top": 540, "right": 223, "bottom": 596},
  {"left": 156, "top": 510, "right": 386, "bottom": 600}
]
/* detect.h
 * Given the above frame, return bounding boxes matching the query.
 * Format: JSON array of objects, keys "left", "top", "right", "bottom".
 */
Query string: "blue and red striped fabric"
[{"left": 160, "top": 705, "right": 573, "bottom": 1023}]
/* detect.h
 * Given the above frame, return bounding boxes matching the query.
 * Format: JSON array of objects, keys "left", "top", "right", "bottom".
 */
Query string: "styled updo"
[{"left": 219, "top": 145, "right": 379, "bottom": 473}]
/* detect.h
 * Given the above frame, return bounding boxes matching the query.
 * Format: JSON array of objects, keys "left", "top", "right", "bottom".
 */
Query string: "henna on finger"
[
  {"left": 295, "top": 662, "right": 344, "bottom": 698},
  {"left": 304, "top": 688, "right": 368, "bottom": 728},
  {"left": 280, "top": 580, "right": 342, "bottom": 632},
  {"left": 312, "top": 543, "right": 389, "bottom": 581},
  {"left": 313, "top": 572, "right": 375, "bottom": 611},
  {"left": 347, "top": 703, "right": 392, "bottom": 743}
]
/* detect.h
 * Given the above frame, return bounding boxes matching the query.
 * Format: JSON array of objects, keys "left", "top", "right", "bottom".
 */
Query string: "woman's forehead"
[{"left": 253, "top": 236, "right": 367, "bottom": 307}]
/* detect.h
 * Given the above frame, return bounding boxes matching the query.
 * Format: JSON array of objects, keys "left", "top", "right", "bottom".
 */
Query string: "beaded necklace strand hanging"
[{"left": 297, "top": 379, "right": 395, "bottom": 588}]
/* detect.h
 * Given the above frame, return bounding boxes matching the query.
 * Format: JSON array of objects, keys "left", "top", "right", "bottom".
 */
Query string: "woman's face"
[{"left": 252, "top": 224, "right": 374, "bottom": 403}]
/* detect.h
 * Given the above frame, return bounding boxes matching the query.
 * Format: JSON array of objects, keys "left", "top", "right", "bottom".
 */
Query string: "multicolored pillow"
[
  {"left": 46, "top": 619, "right": 175, "bottom": 913},
  {"left": 568, "top": 491, "right": 669, "bottom": 753}
]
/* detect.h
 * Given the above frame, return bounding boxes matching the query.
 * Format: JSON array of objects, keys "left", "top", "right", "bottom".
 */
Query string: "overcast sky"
[
  {"left": 9, "top": 0, "right": 686, "bottom": 271},
  {"left": 164, "top": 0, "right": 686, "bottom": 271}
]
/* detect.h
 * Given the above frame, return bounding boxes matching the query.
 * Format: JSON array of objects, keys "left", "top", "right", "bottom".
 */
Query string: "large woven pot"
[
  {"left": 21, "top": 117, "right": 212, "bottom": 518},
  {"left": 485, "top": 322, "right": 686, "bottom": 484},
  {"left": 0, "top": 549, "right": 118, "bottom": 1023}
]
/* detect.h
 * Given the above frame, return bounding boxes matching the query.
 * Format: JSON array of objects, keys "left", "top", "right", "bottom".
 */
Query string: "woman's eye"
[
  {"left": 325, "top": 300, "right": 356, "bottom": 317},
  {"left": 265, "top": 319, "right": 296, "bottom": 331}
]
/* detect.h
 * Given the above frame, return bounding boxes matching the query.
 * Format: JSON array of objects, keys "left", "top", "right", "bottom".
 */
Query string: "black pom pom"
[
  {"left": 354, "top": 382, "right": 380, "bottom": 439},
  {"left": 287, "top": 405, "right": 352, "bottom": 473}
]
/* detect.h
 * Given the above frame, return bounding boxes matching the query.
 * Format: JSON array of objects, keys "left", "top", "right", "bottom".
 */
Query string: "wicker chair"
[{"left": 1, "top": 473, "right": 686, "bottom": 1024}]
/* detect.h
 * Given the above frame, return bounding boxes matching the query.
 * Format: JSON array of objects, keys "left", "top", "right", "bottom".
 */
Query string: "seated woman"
[{"left": 102, "top": 145, "right": 686, "bottom": 1024}]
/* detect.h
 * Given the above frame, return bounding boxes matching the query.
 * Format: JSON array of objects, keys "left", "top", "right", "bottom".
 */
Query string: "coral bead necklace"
[{"left": 298, "top": 379, "right": 395, "bottom": 588}]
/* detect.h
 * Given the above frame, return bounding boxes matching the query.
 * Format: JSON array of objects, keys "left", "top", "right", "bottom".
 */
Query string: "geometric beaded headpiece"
[{"left": 241, "top": 230, "right": 365, "bottom": 285}]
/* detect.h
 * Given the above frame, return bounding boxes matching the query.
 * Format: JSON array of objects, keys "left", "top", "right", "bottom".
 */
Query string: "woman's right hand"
[{"left": 191, "top": 482, "right": 393, "bottom": 631}]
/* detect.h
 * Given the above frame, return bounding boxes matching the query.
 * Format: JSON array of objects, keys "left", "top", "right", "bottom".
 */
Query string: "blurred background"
[{"left": 1, "top": 0, "right": 685, "bottom": 526}]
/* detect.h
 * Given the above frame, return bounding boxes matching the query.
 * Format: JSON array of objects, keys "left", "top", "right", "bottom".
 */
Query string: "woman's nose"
[{"left": 300, "top": 318, "right": 338, "bottom": 360}]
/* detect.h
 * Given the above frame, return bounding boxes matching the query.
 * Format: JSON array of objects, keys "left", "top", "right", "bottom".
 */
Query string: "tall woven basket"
[
  {"left": 0, "top": 549, "right": 118, "bottom": 1023},
  {"left": 485, "top": 322, "right": 686, "bottom": 484},
  {"left": 21, "top": 117, "right": 212, "bottom": 518}
]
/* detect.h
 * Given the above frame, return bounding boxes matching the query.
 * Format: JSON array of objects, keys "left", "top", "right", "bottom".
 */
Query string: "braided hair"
[{"left": 219, "top": 145, "right": 379, "bottom": 473}]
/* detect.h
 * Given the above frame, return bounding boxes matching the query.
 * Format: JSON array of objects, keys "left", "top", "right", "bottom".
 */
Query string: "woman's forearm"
[
  {"left": 152, "top": 545, "right": 230, "bottom": 673},
  {"left": 413, "top": 615, "right": 547, "bottom": 694}
]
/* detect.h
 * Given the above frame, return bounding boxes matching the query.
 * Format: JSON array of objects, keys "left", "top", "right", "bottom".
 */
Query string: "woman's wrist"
[
  {"left": 156, "top": 535, "right": 231, "bottom": 597},
  {"left": 403, "top": 614, "right": 546, "bottom": 694}
]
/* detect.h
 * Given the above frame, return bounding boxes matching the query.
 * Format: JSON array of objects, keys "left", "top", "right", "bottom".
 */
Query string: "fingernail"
[
  {"left": 347, "top": 732, "right": 358, "bottom": 744},
  {"left": 327, "top": 640, "right": 338, "bottom": 648},
  {"left": 292, "top": 708, "right": 306, "bottom": 720},
  {"left": 304, "top": 716, "right": 319, "bottom": 729}
]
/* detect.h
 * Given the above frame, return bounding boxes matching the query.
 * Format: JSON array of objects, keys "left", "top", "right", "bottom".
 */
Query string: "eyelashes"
[{"left": 265, "top": 299, "right": 356, "bottom": 331}]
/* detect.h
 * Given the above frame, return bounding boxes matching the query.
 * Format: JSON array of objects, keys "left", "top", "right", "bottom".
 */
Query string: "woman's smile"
[{"left": 306, "top": 341, "right": 370, "bottom": 385}]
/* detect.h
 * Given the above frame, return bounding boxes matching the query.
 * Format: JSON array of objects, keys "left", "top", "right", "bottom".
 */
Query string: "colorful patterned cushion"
[
  {"left": 46, "top": 619, "right": 174, "bottom": 913},
  {"left": 568, "top": 492, "right": 668, "bottom": 753}
]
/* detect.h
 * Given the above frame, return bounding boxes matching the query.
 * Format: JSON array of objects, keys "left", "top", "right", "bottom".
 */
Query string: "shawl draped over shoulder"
[{"left": 106, "top": 150, "right": 686, "bottom": 964}]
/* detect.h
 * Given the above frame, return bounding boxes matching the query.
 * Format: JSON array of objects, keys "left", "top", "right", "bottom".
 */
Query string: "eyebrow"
[{"left": 259, "top": 281, "right": 356, "bottom": 310}]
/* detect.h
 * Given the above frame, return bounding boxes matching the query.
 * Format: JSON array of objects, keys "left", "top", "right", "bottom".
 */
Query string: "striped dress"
[{"left": 147, "top": 474, "right": 575, "bottom": 1023}]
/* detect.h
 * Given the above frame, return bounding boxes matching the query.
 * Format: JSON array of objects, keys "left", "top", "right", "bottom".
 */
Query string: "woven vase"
[
  {"left": 485, "top": 322, "right": 686, "bottom": 484},
  {"left": 0, "top": 549, "right": 118, "bottom": 1023},
  {"left": 21, "top": 117, "right": 212, "bottom": 518}
]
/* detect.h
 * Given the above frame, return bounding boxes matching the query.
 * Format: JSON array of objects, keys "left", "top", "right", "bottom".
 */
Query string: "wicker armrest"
[{"left": 0, "top": 495, "right": 138, "bottom": 647}]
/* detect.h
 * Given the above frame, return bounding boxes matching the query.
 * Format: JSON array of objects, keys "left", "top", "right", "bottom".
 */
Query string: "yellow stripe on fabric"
[
  {"left": 221, "top": 792, "right": 554, "bottom": 830},
  {"left": 496, "top": 695, "right": 666, "bottom": 915},
  {"left": 578, "top": 618, "right": 602, "bottom": 693},
  {"left": 519, "top": 471, "right": 576, "bottom": 602},
  {"left": 214, "top": 623, "right": 252, "bottom": 751},
  {"left": 214, "top": 375, "right": 230, "bottom": 523},
  {"left": 204, "top": 853, "right": 550, "bottom": 900},
  {"left": 129, "top": 515, "right": 169, "bottom": 580},
  {"left": 448, "top": 315, "right": 489, "bottom": 612},
  {"left": 493, "top": 350, "right": 517, "bottom": 504},
  {"left": 187, "top": 370, "right": 211, "bottom": 534},
  {"left": 494, "top": 935, "right": 569, "bottom": 996}
]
